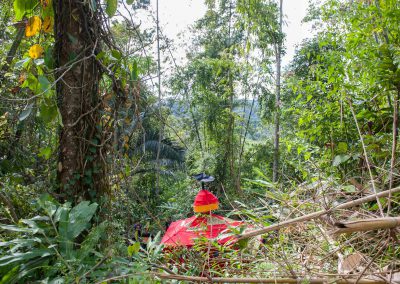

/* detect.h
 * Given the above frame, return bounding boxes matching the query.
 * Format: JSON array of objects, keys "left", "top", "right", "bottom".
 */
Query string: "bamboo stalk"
[
  {"left": 153, "top": 273, "right": 386, "bottom": 283},
  {"left": 238, "top": 187, "right": 400, "bottom": 240},
  {"left": 332, "top": 217, "right": 400, "bottom": 235}
]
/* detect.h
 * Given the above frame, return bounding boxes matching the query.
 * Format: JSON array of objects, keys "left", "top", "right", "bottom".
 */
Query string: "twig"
[
  {"left": 151, "top": 264, "right": 176, "bottom": 275},
  {"left": 78, "top": 250, "right": 113, "bottom": 282},
  {"left": 355, "top": 238, "right": 389, "bottom": 284},
  {"left": 348, "top": 99, "right": 384, "bottom": 216},
  {"left": 67, "top": 102, "right": 101, "bottom": 128}
]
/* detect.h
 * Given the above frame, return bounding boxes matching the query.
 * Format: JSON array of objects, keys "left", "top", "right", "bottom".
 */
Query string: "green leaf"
[
  {"left": 39, "top": 100, "right": 58, "bottom": 123},
  {"left": 78, "top": 222, "right": 106, "bottom": 260},
  {"left": 44, "top": 47, "right": 55, "bottom": 69},
  {"left": 111, "top": 49, "right": 121, "bottom": 60},
  {"left": 0, "top": 225, "right": 35, "bottom": 233},
  {"left": 57, "top": 205, "right": 72, "bottom": 256},
  {"left": 21, "top": 74, "right": 39, "bottom": 93},
  {"left": 38, "top": 75, "right": 51, "bottom": 96},
  {"left": 15, "top": 58, "right": 31, "bottom": 68},
  {"left": 0, "top": 250, "right": 52, "bottom": 267},
  {"left": 19, "top": 103, "right": 34, "bottom": 121},
  {"left": 38, "top": 147, "right": 52, "bottom": 160},
  {"left": 337, "top": 142, "right": 348, "bottom": 154},
  {"left": 0, "top": 265, "right": 19, "bottom": 284},
  {"left": 332, "top": 154, "right": 350, "bottom": 167},
  {"left": 57, "top": 107, "right": 64, "bottom": 127},
  {"left": 96, "top": 51, "right": 106, "bottom": 60},
  {"left": 34, "top": 59, "right": 44, "bottom": 66},
  {"left": 342, "top": 185, "right": 356, "bottom": 193},
  {"left": 19, "top": 218, "right": 45, "bottom": 234},
  {"left": 0, "top": 238, "right": 42, "bottom": 248},
  {"left": 68, "top": 201, "right": 98, "bottom": 238},
  {"left": 127, "top": 242, "right": 140, "bottom": 256},
  {"left": 106, "top": 0, "right": 118, "bottom": 17},
  {"left": 37, "top": 194, "right": 59, "bottom": 217},
  {"left": 245, "top": 179, "right": 275, "bottom": 189},
  {"left": 13, "top": 0, "right": 38, "bottom": 21},
  {"left": 131, "top": 60, "right": 138, "bottom": 80},
  {"left": 126, "top": 0, "right": 135, "bottom": 4}
]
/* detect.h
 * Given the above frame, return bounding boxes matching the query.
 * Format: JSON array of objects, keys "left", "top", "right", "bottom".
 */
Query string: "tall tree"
[
  {"left": 237, "top": 0, "right": 284, "bottom": 182},
  {"left": 54, "top": 0, "right": 108, "bottom": 202},
  {"left": 272, "top": 0, "right": 283, "bottom": 182},
  {"left": 171, "top": 0, "right": 246, "bottom": 194}
]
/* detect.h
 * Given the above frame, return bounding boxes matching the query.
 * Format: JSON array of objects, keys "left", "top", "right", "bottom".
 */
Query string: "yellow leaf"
[
  {"left": 18, "top": 74, "right": 26, "bottom": 85},
  {"left": 25, "top": 16, "right": 42, "bottom": 37},
  {"left": 42, "top": 16, "right": 53, "bottom": 33},
  {"left": 29, "top": 44, "right": 44, "bottom": 59},
  {"left": 41, "top": 0, "right": 51, "bottom": 8}
]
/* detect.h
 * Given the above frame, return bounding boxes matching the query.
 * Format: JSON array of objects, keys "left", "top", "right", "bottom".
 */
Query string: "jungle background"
[{"left": 0, "top": 0, "right": 400, "bottom": 283}]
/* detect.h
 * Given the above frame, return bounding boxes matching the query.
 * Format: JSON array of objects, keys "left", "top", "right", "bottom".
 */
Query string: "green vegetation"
[{"left": 0, "top": 0, "right": 399, "bottom": 283}]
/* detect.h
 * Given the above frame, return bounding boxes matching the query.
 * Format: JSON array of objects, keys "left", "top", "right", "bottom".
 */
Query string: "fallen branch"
[
  {"left": 332, "top": 217, "right": 400, "bottom": 235},
  {"left": 238, "top": 187, "right": 400, "bottom": 240},
  {"left": 153, "top": 273, "right": 386, "bottom": 283}
]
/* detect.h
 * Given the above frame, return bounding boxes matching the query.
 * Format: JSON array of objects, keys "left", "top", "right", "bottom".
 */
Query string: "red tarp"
[{"left": 161, "top": 214, "right": 244, "bottom": 247}]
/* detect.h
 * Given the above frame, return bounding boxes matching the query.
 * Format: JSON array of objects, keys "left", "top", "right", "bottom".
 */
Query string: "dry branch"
[
  {"left": 238, "top": 186, "right": 400, "bottom": 240},
  {"left": 332, "top": 217, "right": 400, "bottom": 235},
  {"left": 153, "top": 273, "right": 386, "bottom": 283}
]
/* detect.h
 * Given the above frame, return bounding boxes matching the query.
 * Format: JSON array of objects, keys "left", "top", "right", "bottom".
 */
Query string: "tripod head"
[{"left": 193, "top": 173, "right": 215, "bottom": 190}]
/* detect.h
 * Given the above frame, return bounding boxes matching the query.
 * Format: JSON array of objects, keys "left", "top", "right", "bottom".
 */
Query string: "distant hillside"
[{"left": 166, "top": 98, "right": 271, "bottom": 141}]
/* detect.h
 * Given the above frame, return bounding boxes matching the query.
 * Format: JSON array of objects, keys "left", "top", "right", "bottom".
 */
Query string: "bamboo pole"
[
  {"left": 238, "top": 187, "right": 400, "bottom": 240},
  {"left": 332, "top": 217, "right": 400, "bottom": 235},
  {"left": 153, "top": 273, "right": 386, "bottom": 283}
]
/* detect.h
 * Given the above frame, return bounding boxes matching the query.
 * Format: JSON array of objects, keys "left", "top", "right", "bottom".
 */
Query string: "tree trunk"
[
  {"left": 272, "top": 0, "right": 283, "bottom": 183},
  {"left": 54, "top": 0, "right": 107, "bottom": 203}
]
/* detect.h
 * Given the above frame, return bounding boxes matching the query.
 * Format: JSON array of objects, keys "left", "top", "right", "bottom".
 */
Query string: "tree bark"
[
  {"left": 54, "top": 0, "right": 107, "bottom": 203},
  {"left": 272, "top": 0, "right": 283, "bottom": 183}
]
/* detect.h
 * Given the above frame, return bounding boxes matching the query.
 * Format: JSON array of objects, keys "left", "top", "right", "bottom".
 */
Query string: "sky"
[{"left": 144, "top": 0, "right": 313, "bottom": 67}]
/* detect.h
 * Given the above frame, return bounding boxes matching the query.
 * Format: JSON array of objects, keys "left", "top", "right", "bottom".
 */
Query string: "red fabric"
[
  {"left": 161, "top": 214, "right": 244, "bottom": 247},
  {"left": 193, "top": 189, "right": 219, "bottom": 206}
]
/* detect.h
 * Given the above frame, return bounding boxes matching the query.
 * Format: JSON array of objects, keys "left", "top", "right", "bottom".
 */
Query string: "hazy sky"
[{"left": 145, "top": 0, "right": 313, "bottom": 67}]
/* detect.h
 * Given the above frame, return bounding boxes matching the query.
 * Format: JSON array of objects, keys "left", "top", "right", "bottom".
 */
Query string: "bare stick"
[
  {"left": 238, "top": 186, "right": 400, "bottom": 240},
  {"left": 331, "top": 217, "right": 400, "bottom": 235},
  {"left": 355, "top": 238, "right": 389, "bottom": 284}
]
